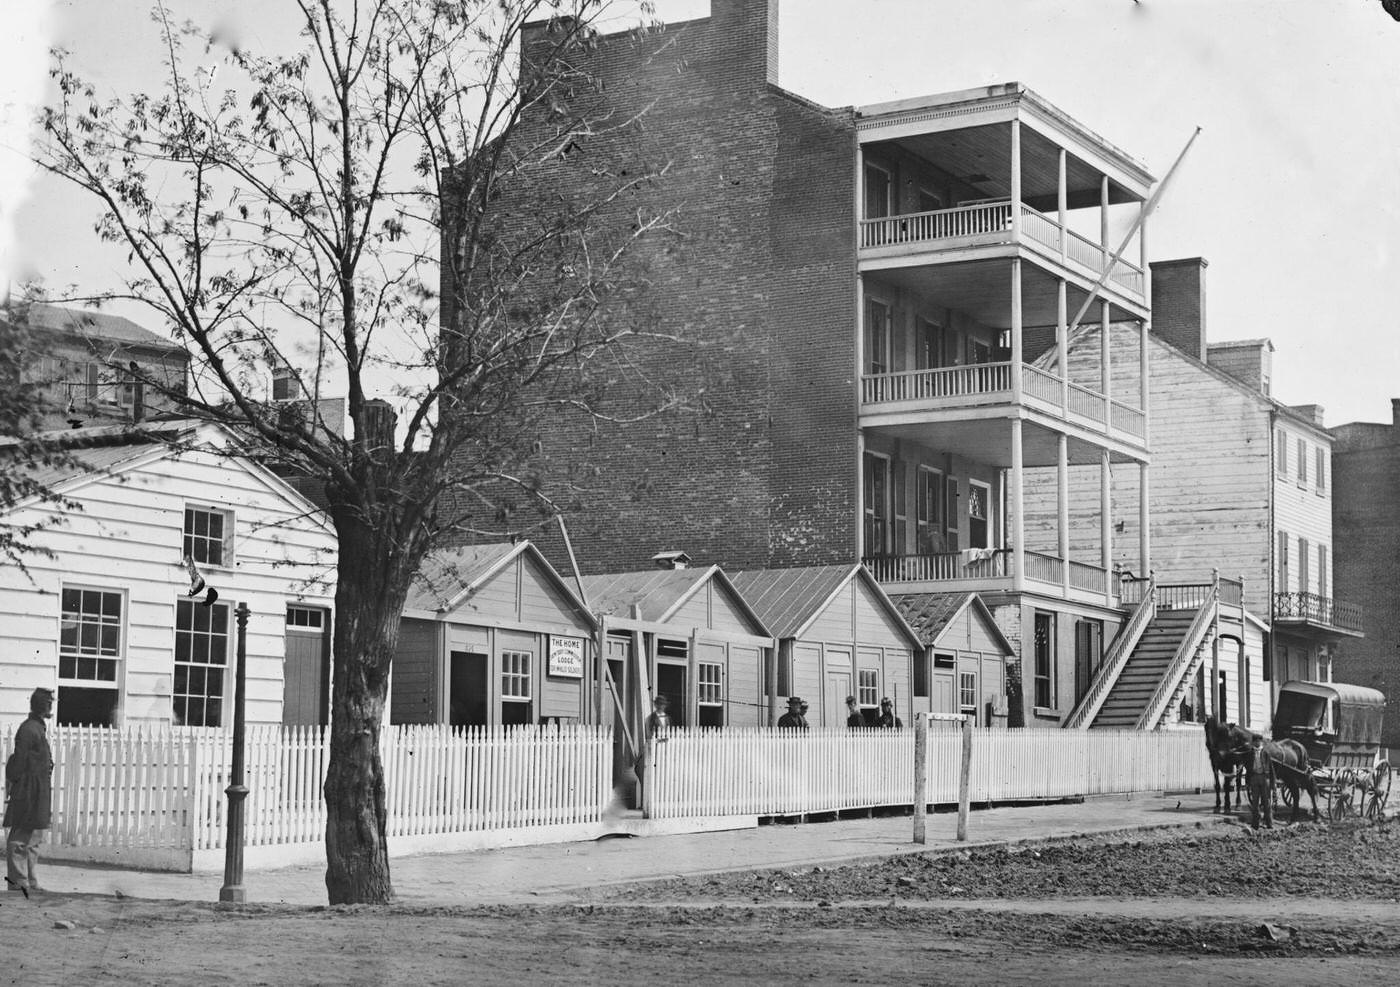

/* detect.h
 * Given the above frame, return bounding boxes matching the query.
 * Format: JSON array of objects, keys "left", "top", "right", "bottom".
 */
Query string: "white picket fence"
[
  {"left": 3, "top": 723, "right": 611, "bottom": 868},
  {"left": 643, "top": 726, "right": 1213, "bottom": 819}
]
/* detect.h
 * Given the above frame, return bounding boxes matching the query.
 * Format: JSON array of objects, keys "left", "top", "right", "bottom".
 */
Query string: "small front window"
[
  {"left": 174, "top": 599, "right": 229, "bottom": 727},
  {"left": 698, "top": 662, "right": 724, "bottom": 728},
  {"left": 959, "top": 672, "right": 978, "bottom": 720},
  {"left": 59, "top": 586, "right": 123, "bottom": 726},
  {"left": 858, "top": 669, "right": 878, "bottom": 710},
  {"left": 184, "top": 506, "right": 231, "bottom": 567},
  {"left": 502, "top": 650, "right": 531, "bottom": 700}
]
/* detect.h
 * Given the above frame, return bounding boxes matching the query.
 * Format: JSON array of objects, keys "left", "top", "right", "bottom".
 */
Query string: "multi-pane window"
[
  {"left": 184, "top": 506, "right": 230, "bottom": 567},
  {"left": 698, "top": 663, "right": 723, "bottom": 706},
  {"left": 286, "top": 606, "right": 324, "bottom": 629},
  {"left": 1297, "top": 438, "right": 1308, "bottom": 485},
  {"left": 864, "top": 161, "right": 892, "bottom": 220},
  {"left": 917, "top": 319, "right": 945, "bottom": 370},
  {"left": 863, "top": 453, "right": 890, "bottom": 555},
  {"left": 173, "top": 599, "right": 228, "bottom": 727},
  {"left": 60, "top": 587, "right": 123, "bottom": 684},
  {"left": 916, "top": 467, "right": 944, "bottom": 553},
  {"left": 501, "top": 650, "right": 531, "bottom": 700},
  {"left": 1275, "top": 430, "right": 1288, "bottom": 474},
  {"left": 1316, "top": 448, "right": 1327, "bottom": 494},
  {"left": 1034, "top": 611, "right": 1055, "bottom": 709},
  {"left": 946, "top": 477, "right": 960, "bottom": 552},
  {"left": 959, "top": 672, "right": 978, "bottom": 721},
  {"left": 968, "top": 482, "right": 990, "bottom": 550},
  {"left": 865, "top": 299, "right": 891, "bottom": 375},
  {"left": 858, "top": 669, "right": 878, "bottom": 710},
  {"left": 892, "top": 460, "right": 908, "bottom": 554}
]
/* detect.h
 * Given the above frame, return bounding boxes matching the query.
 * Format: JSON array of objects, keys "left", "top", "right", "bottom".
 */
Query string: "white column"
[
  {"left": 1011, "top": 258, "right": 1023, "bottom": 403},
  {"left": 1059, "top": 433, "right": 1070, "bottom": 597},
  {"left": 1058, "top": 148, "right": 1068, "bottom": 261},
  {"left": 1100, "top": 449, "right": 1113, "bottom": 573},
  {"left": 1100, "top": 174, "right": 1110, "bottom": 269},
  {"left": 1139, "top": 460, "right": 1151, "bottom": 576},
  {"left": 856, "top": 429, "right": 866, "bottom": 559},
  {"left": 1010, "top": 119, "right": 1022, "bottom": 239},
  {"left": 1057, "top": 279, "right": 1069, "bottom": 415},
  {"left": 1139, "top": 320, "right": 1150, "bottom": 428},
  {"left": 1101, "top": 299, "right": 1112, "bottom": 430},
  {"left": 1012, "top": 418, "right": 1025, "bottom": 592}
]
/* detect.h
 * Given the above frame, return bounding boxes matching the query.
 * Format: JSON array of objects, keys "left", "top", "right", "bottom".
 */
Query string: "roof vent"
[{"left": 651, "top": 550, "right": 692, "bottom": 570}]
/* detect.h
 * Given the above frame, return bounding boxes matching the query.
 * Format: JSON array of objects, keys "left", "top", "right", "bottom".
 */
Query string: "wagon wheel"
[
  {"left": 1328, "top": 770, "right": 1357, "bottom": 822},
  {"left": 1365, "top": 762, "right": 1392, "bottom": 820}
]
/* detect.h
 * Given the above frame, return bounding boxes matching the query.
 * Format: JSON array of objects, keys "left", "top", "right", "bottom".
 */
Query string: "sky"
[{"left": 2, "top": 0, "right": 1398, "bottom": 427}]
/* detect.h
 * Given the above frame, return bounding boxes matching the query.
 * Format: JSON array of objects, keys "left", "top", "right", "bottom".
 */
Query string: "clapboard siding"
[
  {"left": 792, "top": 642, "right": 822, "bottom": 721},
  {"left": 1273, "top": 418, "right": 1333, "bottom": 595},
  {"left": 0, "top": 441, "right": 336, "bottom": 725},
  {"left": 852, "top": 579, "right": 911, "bottom": 650},
  {"left": 519, "top": 554, "right": 589, "bottom": 628},
  {"left": 728, "top": 644, "right": 763, "bottom": 727},
  {"left": 804, "top": 584, "right": 855, "bottom": 641},
  {"left": 1023, "top": 331, "right": 1273, "bottom": 613}
]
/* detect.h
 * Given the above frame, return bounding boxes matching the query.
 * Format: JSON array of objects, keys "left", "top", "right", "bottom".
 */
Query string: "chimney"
[
  {"left": 1207, "top": 338, "right": 1274, "bottom": 395},
  {"left": 651, "top": 550, "right": 692, "bottom": 570},
  {"left": 1289, "top": 404, "right": 1327, "bottom": 428},
  {"left": 360, "top": 398, "right": 396, "bottom": 460},
  {"left": 1392, "top": 398, "right": 1400, "bottom": 428},
  {"left": 711, "top": 0, "right": 780, "bottom": 87},
  {"left": 1149, "top": 257, "right": 1208, "bottom": 361}
]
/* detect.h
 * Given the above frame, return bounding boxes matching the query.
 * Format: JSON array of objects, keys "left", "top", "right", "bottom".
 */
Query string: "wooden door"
[
  {"left": 283, "top": 606, "right": 329, "bottom": 726},
  {"left": 826, "top": 670, "right": 851, "bottom": 728}
]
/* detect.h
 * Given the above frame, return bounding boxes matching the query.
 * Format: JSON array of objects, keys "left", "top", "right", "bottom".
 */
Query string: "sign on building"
[{"left": 548, "top": 635, "right": 585, "bottom": 678}]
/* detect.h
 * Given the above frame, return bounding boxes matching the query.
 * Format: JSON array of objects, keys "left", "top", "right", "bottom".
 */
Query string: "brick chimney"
[
  {"left": 1392, "top": 398, "right": 1400, "bottom": 428},
  {"left": 711, "top": 0, "right": 781, "bottom": 86},
  {"left": 360, "top": 398, "right": 396, "bottom": 460},
  {"left": 1149, "top": 257, "right": 1208, "bottom": 361},
  {"left": 1207, "top": 338, "right": 1274, "bottom": 396}
]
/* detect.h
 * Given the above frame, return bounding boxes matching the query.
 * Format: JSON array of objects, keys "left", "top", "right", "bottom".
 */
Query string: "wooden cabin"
[
  {"left": 893, "top": 592, "right": 1016, "bottom": 725},
  {"left": 394, "top": 542, "right": 597, "bottom": 727},
  {"left": 581, "top": 562, "right": 774, "bottom": 732},
  {"left": 730, "top": 564, "right": 922, "bottom": 728}
]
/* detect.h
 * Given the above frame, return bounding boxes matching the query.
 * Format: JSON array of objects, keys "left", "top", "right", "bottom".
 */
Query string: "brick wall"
[
  {"left": 443, "top": 1, "right": 859, "bottom": 574},
  {"left": 1331, "top": 415, "right": 1400, "bottom": 747}
]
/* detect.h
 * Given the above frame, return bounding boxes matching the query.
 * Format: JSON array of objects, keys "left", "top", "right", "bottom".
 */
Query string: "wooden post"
[
  {"left": 957, "top": 713, "right": 972, "bottom": 841},
  {"left": 913, "top": 712, "right": 928, "bottom": 844}
]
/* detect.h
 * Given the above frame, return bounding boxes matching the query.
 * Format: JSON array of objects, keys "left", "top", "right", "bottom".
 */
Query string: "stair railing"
[
  {"left": 1064, "top": 576, "right": 1156, "bottom": 729},
  {"left": 1134, "top": 577, "right": 1219, "bottom": 730}
]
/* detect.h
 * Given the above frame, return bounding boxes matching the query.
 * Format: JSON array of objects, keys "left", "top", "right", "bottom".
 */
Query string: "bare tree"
[{"left": 34, "top": 0, "right": 678, "bottom": 904}]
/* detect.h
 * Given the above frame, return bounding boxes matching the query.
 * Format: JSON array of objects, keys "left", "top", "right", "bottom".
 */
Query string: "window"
[
  {"left": 916, "top": 466, "right": 945, "bottom": 554},
  {"left": 917, "top": 319, "right": 945, "bottom": 370},
  {"left": 286, "top": 606, "right": 324, "bottom": 629},
  {"left": 59, "top": 587, "right": 123, "bottom": 726},
  {"left": 946, "top": 477, "right": 960, "bottom": 552},
  {"left": 959, "top": 672, "right": 978, "bottom": 722},
  {"left": 863, "top": 452, "right": 890, "bottom": 555},
  {"left": 892, "top": 459, "right": 908, "bottom": 554},
  {"left": 1316, "top": 448, "right": 1327, "bottom": 494},
  {"left": 1297, "top": 438, "right": 1308, "bottom": 486},
  {"left": 933, "top": 653, "right": 956, "bottom": 670},
  {"left": 864, "top": 298, "right": 891, "bottom": 375},
  {"left": 1298, "top": 538, "right": 1310, "bottom": 594},
  {"left": 1074, "top": 619, "right": 1103, "bottom": 702},
  {"left": 968, "top": 481, "right": 991, "bottom": 550},
  {"left": 697, "top": 662, "right": 724, "bottom": 728},
  {"left": 858, "top": 668, "right": 878, "bottom": 711},
  {"left": 1034, "top": 611, "right": 1055, "bottom": 709},
  {"left": 173, "top": 599, "right": 229, "bottom": 727},
  {"left": 1277, "top": 530, "right": 1290, "bottom": 591},
  {"left": 863, "top": 161, "right": 892, "bottom": 220},
  {"left": 502, "top": 650, "right": 531, "bottom": 700},
  {"left": 1318, "top": 545, "right": 1328, "bottom": 599},
  {"left": 184, "top": 506, "right": 232, "bottom": 567},
  {"left": 1275, "top": 430, "right": 1287, "bottom": 475}
]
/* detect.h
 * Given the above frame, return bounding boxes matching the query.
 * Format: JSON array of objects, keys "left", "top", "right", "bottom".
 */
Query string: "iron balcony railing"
[{"left": 1273, "top": 592, "right": 1364, "bottom": 634}]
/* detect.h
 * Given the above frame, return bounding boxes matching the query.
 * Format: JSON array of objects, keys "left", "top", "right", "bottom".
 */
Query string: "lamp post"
[{"left": 219, "top": 601, "right": 251, "bottom": 903}]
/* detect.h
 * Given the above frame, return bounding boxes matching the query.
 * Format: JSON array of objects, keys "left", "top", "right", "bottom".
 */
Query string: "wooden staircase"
[{"left": 1091, "top": 609, "right": 1202, "bottom": 728}]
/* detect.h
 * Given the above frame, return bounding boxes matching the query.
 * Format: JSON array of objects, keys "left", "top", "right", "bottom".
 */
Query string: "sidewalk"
[{"left": 42, "top": 791, "right": 1226, "bottom": 907}]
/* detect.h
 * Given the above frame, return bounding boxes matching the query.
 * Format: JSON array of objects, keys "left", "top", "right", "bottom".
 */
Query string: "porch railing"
[
  {"left": 1064, "top": 577, "right": 1157, "bottom": 729},
  {"left": 1024, "top": 550, "right": 1065, "bottom": 586},
  {"left": 1021, "top": 363, "right": 1061, "bottom": 404},
  {"left": 859, "top": 200, "right": 1013, "bottom": 249},
  {"left": 862, "top": 362, "right": 1011, "bottom": 404},
  {"left": 1068, "top": 559, "right": 1110, "bottom": 595},
  {"left": 1112, "top": 400, "right": 1146, "bottom": 439},
  {"left": 1067, "top": 381, "right": 1108, "bottom": 423},
  {"left": 862, "top": 549, "right": 1009, "bottom": 583},
  {"left": 1135, "top": 582, "right": 1219, "bottom": 730},
  {"left": 1273, "top": 592, "right": 1364, "bottom": 633}
]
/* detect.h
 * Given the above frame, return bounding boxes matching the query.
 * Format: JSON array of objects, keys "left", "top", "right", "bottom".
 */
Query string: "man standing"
[
  {"left": 634, "top": 693, "right": 671, "bottom": 799},
  {"left": 1246, "top": 733, "right": 1274, "bottom": 830},
  {"left": 5, "top": 688, "right": 54, "bottom": 895},
  {"left": 777, "top": 697, "right": 809, "bottom": 730},
  {"left": 878, "top": 697, "right": 903, "bottom": 729},
  {"left": 845, "top": 695, "right": 865, "bottom": 728}
]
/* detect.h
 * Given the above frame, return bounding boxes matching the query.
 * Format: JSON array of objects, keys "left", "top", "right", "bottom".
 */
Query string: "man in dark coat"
[
  {"left": 777, "top": 697, "right": 809, "bottom": 730},
  {"left": 878, "top": 697, "right": 903, "bottom": 729},
  {"left": 6, "top": 688, "right": 54, "bottom": 894},
  {"left": 1245, "top": 732, "right": 1274, "bottom": 830},
  {"left": 845, "top": 695, "right": 865, "bottom": 728}
]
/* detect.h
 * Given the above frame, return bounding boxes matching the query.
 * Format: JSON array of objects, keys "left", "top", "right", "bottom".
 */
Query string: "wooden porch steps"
[{"left": 1091, "top": 610, "right": 1198, "bottom": 729}]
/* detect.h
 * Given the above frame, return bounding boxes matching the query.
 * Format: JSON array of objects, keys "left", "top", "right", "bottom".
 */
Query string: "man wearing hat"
[
  {"left": 845, "top": 695, "right": 866, "bottom": 728},
  {"left": 878, "top": 697, "right": 903, "bottom": 730},
  {"left": 6, "top": 688, "right": 55, "bottom": 895},
  {"left": 777, "top": 697, "right": 809, "bottom": 731}
]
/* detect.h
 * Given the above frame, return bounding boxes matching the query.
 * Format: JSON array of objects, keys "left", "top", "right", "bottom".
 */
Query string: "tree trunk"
[{"left": 323, "top": 511, "right": 416, "bottom": 905}]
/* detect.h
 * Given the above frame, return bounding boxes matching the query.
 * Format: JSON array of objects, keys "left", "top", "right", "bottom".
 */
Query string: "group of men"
[{"left": 776, "top": 695, "right": 903, "bottom": 731}]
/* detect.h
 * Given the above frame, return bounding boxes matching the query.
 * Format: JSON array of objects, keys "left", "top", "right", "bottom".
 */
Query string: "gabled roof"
[
  {"left": 19, "top": 303, "right": 186, "bottom": 354},
  {"left": 729, "top": 563, "right": 922, "bottom": 649},
  {"left": 892, "top": 591, "right": 1015, "bottom": 655},
  {"left": 404, "top": 540, "right": 595, "bottom": 628},
  {"left": 582, "top": 565, "right": 771, "bottom": 636}
]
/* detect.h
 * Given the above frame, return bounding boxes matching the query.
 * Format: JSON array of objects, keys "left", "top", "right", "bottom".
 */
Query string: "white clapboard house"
[{"left": 0, "top": 421, "right": 337, "bottom": 727}]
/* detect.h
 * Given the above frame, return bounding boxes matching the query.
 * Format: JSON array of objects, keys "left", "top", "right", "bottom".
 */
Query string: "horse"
[
  {"left": 1213, "top": 719, "right": 1321, "bottom": 824},
  {"left": 1204, "top": 716, "right": 1244, "bottom": 813}
]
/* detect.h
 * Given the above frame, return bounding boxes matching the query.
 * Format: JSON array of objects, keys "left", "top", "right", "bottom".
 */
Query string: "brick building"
[
  {"left": 1331, "top": 401, "right": 1400, "bottom": 747},
  {"left": 464, "top": 0, "right": 1171, "bottom": 727}
]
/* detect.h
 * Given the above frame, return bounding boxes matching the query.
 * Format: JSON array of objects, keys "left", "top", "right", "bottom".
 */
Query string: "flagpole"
[{"left": 1068, "top": 126, "right": 1202, "bottom": 333}]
